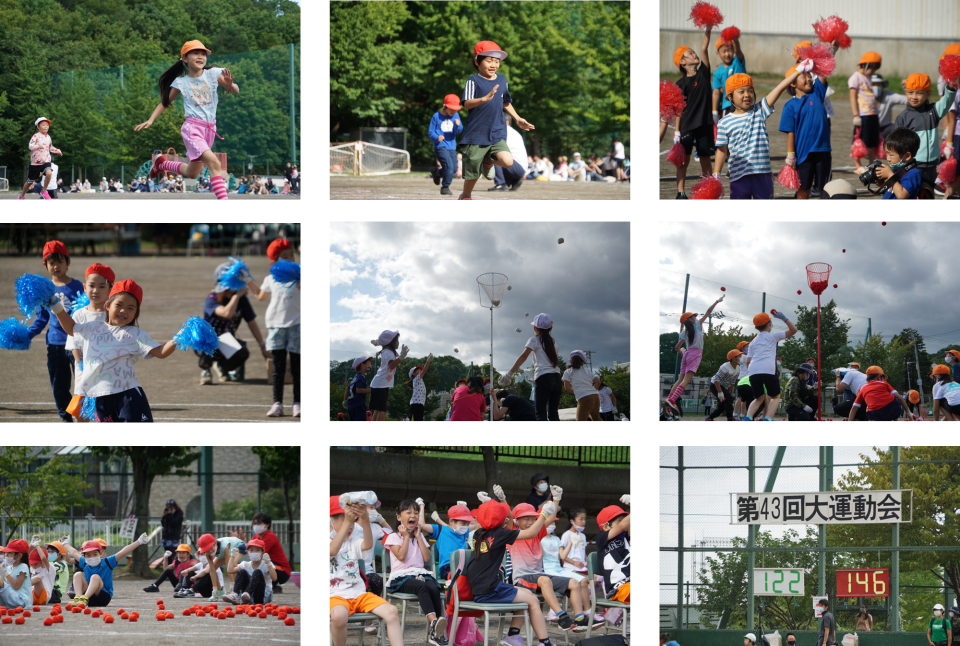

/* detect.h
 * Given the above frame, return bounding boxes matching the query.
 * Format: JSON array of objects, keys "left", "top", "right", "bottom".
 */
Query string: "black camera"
[{"left": 857, "top": 159, "right": 885, "bottom": 186}]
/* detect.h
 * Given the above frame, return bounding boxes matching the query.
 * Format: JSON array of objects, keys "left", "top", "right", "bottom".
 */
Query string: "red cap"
[
  {"left": 447, "top": 505, "right": 474, "bottom": 522},
  {"left": 43, "top": 240, "right": 69, "bottom": 260},
  {"left": 267, "top": 238, "right": 292, "bottom": 261},
  {"left": 330, "top": 495, "right": 345, "bottom": 516},
  {"left": 1, "top": 539, "right": 29, "bottom": 554},
  {"left": 29, "top": 549, "right": 43, "bottom": 565},
  {"left": 80, "top": 540, "right": 102, "bottom": 554},
  {"left": 443, "top": 94, "right": 462, "bottom": 110},
  {"left": 197, "top": 534, "right": 216, "bottom": 554},
  {"left": 477, "top": 500, "right": 510, "bottom": 530},
  {"left": 597, "top": 505, "right": 627, "bottom": 527},
  {"left": 512, "top": 503, "right": 539, "bottom": 519},
  {"left": 85, "top": 263, "right": 115, "bottom": 284},
  {"left": 246, "top": 538, "right": 266, "bottom": 550},
  {"left": 109, "top": 279, "right": 143, "bottom": 306}
]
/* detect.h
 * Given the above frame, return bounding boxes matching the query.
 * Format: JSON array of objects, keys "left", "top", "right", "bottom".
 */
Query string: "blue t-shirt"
[
  {"left": 712, "top": 56, "right": 747, "bottom": 111},
  {"left": 203, "top": 292, "right": 256, "bottom": 336},
  {"left": 347, "top": 373, "right": 368, "bottom": 409},
  {"left": 779, "top": 77, "right": 832, "bottom": 164},
  {"left": 27, "top": 277, "right": 85, "bottom": 345},
  {"left": 881, "top": 167, "right": 921, "bottom": 200},
  {"left": 429, "top": 111, "right": 463, "bottom": 151},
  {"left": 427, "top": 523, "right": 469, "bottom": 570},
  {"left": 79, "top": 554, "right": 118, "bottom": 596},
  {"left": 171, "top": 67, "right": 224, "bottom": 123},
  {"left": 460, "top": 73, "right": 513, "bottom": 146}
]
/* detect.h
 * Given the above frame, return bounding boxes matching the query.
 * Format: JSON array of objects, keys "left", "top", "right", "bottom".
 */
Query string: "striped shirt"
[{"left": 716, "top": 98, "right": 774, "bottom": 182}]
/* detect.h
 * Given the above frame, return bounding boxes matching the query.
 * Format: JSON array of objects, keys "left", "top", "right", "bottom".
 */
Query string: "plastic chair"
[
  {"left": 448, "top": 549, "right": 533, "bottom": 646},
  {"left": 385, "top": 536, "right": 436, "bottom": 640},
  {"left": 586, "top": 551, "right": 629, "bottom": 639},
  {"left": 335, "top": 558, "right": 386, "bottom": 646}
]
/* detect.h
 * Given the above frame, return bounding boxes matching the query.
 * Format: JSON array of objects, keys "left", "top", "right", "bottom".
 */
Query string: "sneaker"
[
  {"left": 546, "top": 609, "right": 558, "bottom": 622},
  {"left": 292, "top": 403, "right": 300, "bottom": 418},
  {"left": 150, "top": 154, "right": 167, "bottom": 180},
  {"left": 458, "top": 193, "right": 472, "bottom": 200},
  {"left": 240, "top": 592, "right": 250, "bottom": 604},
  {"left": 143, "top": 584, "right": 159, "bottom": 593},
  {"left": 440, "top": 187, "right": 452, "bottom": 195},
  {"left": 557, "top": 612, "right": 574, "bottom": 631},
  {"left": 200, "top": 369, "right": 212, "bottom": 385},
  {"left": 221, "top": 592, "right": 240, "bottom": 604},
  {"left": 500, "top": 635, "right": 527, "bottom": 646},
  {"left": 508, "top": 177, "right": 524, "bottom": 191},
  {"left": 604, "top": 608, "right": 623, "bottom": 627},
  {"left": 267, "top": 402, "right": 284, "bottom": 417},
  {"left": 676, "top": 192, "right": 688, "bottom": 199}
]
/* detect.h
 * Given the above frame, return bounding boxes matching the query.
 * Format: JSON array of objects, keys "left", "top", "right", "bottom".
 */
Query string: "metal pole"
[
  {"left": 676, "top": 447, "right": 684, "bottom": 630},
  {"left": 289, "top": 43, "right": 296, "bottom": 164},
  {"left": 747, "top": 447, "right": 756, "bottom": 632},
  {"left": 673, "top": 274, "right": 690, "bottom": 383},
  {"left": 818, "top": 447, "right": 826, "bottom": 596},
  {"left": 891, "top": 446, "right": 900, "bottom": 632}
]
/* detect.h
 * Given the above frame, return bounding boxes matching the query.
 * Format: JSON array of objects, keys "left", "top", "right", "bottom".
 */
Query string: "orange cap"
[
  {"left": 905, "top": 73, "right": 931, "bottom": 91},
  {"left": 180, "top": 40, "right": 211, "bottom": 59},
  {"left": 753, "top": 312, "right": 771, "bottom": 327},
  {"left": 736, "top": 341, "right": 749, "bottom": 350},
  {"left": 866, "top": 366, "right": 884, "bottom": 375},
  {"left": 859, "top": 52, "right": 882, "bottom": 65},
  {"left": 793, "top": 41, "right": 813, "bottom": 60},
  {"left": 725, "top": 73, "right": 753, "bottom": 97},
  {"left": 727, "top": 349, "right": 743, "bottom": 360},
  {"left": 941, "top": 44, "right": 960, "bottom": 61},
  {"left": 680, "top": 312, "right": 695, "bottom": 324},
  {"left": 674, "top": 46, "right": 692, "bottom": 69},
  {"left": 908, "top": 390, "right": 920, "bottom": 404}
]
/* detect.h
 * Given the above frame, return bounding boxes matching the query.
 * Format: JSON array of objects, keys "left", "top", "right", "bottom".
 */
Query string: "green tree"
[
  {"left": 0, "top": 447, "right": 98, "bottom": 543},
  {"left": 251, "top": 447, "right": 300, "bottom": 566},
  {"left": 88, "top": 447, "right": 199, "bottom": 577}
]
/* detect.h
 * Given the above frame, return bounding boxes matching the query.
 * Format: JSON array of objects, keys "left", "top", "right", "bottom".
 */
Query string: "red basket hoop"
[{"left": 806, "top": 262, "right": 832, "bottom": 296}]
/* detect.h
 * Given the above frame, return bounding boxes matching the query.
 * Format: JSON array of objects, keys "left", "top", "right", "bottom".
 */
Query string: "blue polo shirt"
[
  {"left": 881, "top": 167, "right": 921, "bottom": 199},
  {"left": 429, "top": 111, "right": 463, "bottom": 150},
  {"left": 712, "top": 56, "right": 747, "bottom": 111},
  {"left": 460, "top": 73, "right": 513, "bottom": 146},
  {"left": 27, "top": 277, "right": 84, "bottom": 345},
  {"left": 79, "top": 554, "right": 118, "bottom": 596},
  {"left": 426, "top": 523, "right": 469, "bottom": 570},
  {"left": 778, "top": 77, "right": 831, "bottom": 164}
]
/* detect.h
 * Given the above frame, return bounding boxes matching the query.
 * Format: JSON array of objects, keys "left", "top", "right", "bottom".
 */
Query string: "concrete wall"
[
  {"left": 150, "top": 447, "right": 261, "bottom": 518},
  {"left": 661, "top": 31, "right": 958, "bottom": 77},
  {"left": 329, "top": 448, "right": 629, "bottom": 524},
  {"left": 663, "top": 629, "right": 929, "bottom": 646}
]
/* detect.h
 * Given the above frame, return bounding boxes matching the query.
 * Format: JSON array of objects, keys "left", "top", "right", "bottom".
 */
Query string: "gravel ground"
[{"left": 331, "top": 174, "right": 630, "bottom": 200}]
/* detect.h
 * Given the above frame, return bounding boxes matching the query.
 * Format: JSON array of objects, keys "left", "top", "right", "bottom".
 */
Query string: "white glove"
[
  {"left": 498, "top": 373, "right": 513, "bottom": 387},
  {"left": 60, "top": 535, "right": 70, "bottom": 546},
  {"left": 399, "top": 344, "right": 410, "bottom": 360},
  {"left": 946, "top": 144, "right": 954, "bottom": 160},
  {"left": 620, "top": 495, "right": 631, "bottom": 506},
  {"left": 712, "top": 111, "right": 719, "bottom": 124},
  {"left": 137, "top": 532, "right": 149, "bottom": 545},
  {"left": 786, "top": 152, "right": 796, "bottom": 168},
  {"left": 477, "top": 491, "right": 492, "bottom": 503},
  {"left": 164, "top": 550, "right": 172, "bottom": 558},
  {"left": 431, "top": 511, "right": 441, "bottom": 522},
  {"left": 673, "top": 132, "right": 681, "bottom": 144},
  {"left": 415, "top": 497, "right": 424, "bottom": 507},
  {"left": 493, "top": 485, "right": 505, "bottom": 502},
  {"left": 549, "top": 485, "right": 563, "bottom": 502},
  {"left": 803, "top": 405, "right": 813, "bottom": 414},
  {"left": 796, "top": 58, "right": 814, "bottom": 74},
  {"left": 541, "top": 501, "right": 556, "bottom": 517},
  {"left": 457, "top": 500, "right": 468, "bottom": 507},
  {"left": 30, "top": 535, "right": 42, "bottom": 547},
  {"left": 853, "top": 116, "right": 862, "bottom": 127}
]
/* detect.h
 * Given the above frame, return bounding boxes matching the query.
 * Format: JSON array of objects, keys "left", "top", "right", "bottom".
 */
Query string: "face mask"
[
  {"left": 249, "top": 552, "right": 263, "bottom": 562},
  {"left": 537, "top": 483, "right": 548, "bottom": 493},
  {"left": 47, "top": 552, "right": 58, "bottom": 563},
  {"left": 85, "top": 555, "right": 101, "bottom": 567},
  {"left": 199, "top": 555, "right": 208, "bottom": 564},
  {"left": 574, "top": 525, "right": 584, "bottom": 533},
  {"left": 546, "top": 525, "right": 555, "bottom": 535},
  {"left": 252, "top": 525, "right": 266, "bottom": 535}
]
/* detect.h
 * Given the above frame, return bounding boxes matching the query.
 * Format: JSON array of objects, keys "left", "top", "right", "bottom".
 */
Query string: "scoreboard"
[{"left": 835, "top": 568, "right": 889, "bottom": 597}]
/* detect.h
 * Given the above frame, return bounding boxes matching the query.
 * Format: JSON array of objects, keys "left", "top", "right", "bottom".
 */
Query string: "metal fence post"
[
  {"left": 676, "top": 447, "right": 684, "bottom": 630},
  {"left": 891, "top": 446, "right": 900, "bottom": 632},
  {"left": 747, "top": 447, "right": 756, "bottom": 632}
]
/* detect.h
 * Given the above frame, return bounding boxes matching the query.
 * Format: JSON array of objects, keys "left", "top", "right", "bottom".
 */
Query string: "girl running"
[
  {"left": 18, "top": 117, "right": 62, "bottom": 200},
  {"left": 743, "top": 311, "right": 797, "bottom": 421},
  {"left": 663, "top": 297, "right": 723, "bottom": 416},
  {"left": 369, "top": 330, "right": 409, "bottom": 421},
  {"left": 500, "top": 313, "right": 561, "bottom": 421},
  {"left": 135, "top": 40, "right": 238, "bottom": 200}
]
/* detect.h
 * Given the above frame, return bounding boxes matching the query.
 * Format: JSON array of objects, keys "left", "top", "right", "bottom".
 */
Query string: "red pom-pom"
[
  {"left": 851, "top": 135, "right": 868, "bottom": 160},
  {"left": 721, "top": 26, "right": 740, "bottom": 44},
  {"left": 666, "top": 141, "right": 687, "bottom": 168},
  {"left": 660, "top": 80, "right": 687, "bottom": 122},
  {"left": 777, "top": 164, "right": 801, "bottom": 189},
  {"left": 833, "top": 284, "right": 838, "bottom": 288},
  {"left": 796, "top": 44, "right": 836, "bottom": 78},
  {"left": 812, "top": 15, "right": 849, "bottom": 44},
  {"left": 284, "top": 617, "right": 296, "bottom": 626},
  {"left": 938, "top": 157, "right": 958, "bottom": 184},
  {"left": 689, "top": 1, "right": 724, "bottom": 29},
  {"left": 690, "top": 175, "right": 724, "bottom": 199},
  {"left": 837, "top": 34, "right": 852, "bottom": 49},
  {"left": 939, "top": 54, "right": 960, "bottom": 85}
]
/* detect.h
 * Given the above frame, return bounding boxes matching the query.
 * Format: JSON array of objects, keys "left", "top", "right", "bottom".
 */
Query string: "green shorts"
[{"left": 459, "top": 140, "right": 511, "bottom": 180}]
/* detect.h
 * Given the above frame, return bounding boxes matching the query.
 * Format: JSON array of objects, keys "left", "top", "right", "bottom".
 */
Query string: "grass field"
[{"left": 331, "top": 173, "right": 630, "bottom": 200}]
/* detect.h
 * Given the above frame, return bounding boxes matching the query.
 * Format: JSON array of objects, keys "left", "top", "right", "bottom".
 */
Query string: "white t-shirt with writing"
[
  {"left": 598, "top": 386, "right": 614, "bottom": 412},
  {"left": 370, "top": 348, "right": 397, "bottom": 389},
  {"left": 260, "top": 275, "right": 300, "bottom": 328},
  {"left": 746, "top": 330, "right": 786, "bottom": 377},
  {"left": 562, "top": 366, "right": 598, "bottom": 401},
  {"left": 525, "top": 336, "right": 561, "bottom": 380},
  {"left": 171, "top": 67, "right": 224, "bottom": 123},
  {"left": 842, "top": 370, "right": 868, "bottom": 396},
  {"left": 329, "top": 530, "right": 366, "bottom": 600},
  {"left": 72, "top": 320, "right": 160, "bottom": 397}
]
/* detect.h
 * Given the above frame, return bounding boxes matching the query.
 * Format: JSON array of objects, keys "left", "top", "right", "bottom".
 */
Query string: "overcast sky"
[
  {"left": 330, "top": 222, "right": 630, "bottom": 372},
  {"left": 660, "top": 222, "right": 960, "bottom": 352}
]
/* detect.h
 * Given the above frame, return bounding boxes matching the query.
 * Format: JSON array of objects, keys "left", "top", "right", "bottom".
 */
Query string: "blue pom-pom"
[
  {"left": 66, "top": 291, "right": 90, "bottom": 314},
  {"left": 14, "top": 273, "right": 56, "bottom": 317},
  {"left": 173, "top": 316, "right": 219, "bottom": 355},
  {"left": 79, "top": 395, "right": 97, "bottom": 421},
  {"left": 218, "top": 256, "right": 249, "bottom": 291},
  {"left": 0, "top": 317, "right": 32, "bottom": 351},
  {"left": 270, "top": 260, "right": 300, "bottom": 287}
]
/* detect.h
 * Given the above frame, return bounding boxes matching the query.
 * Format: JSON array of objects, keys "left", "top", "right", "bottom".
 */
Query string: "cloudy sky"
[
  {"left": 330, "top": 222, "right": 630, "bottom": 372},
  {"left": 660, "top": 445, "right": 888, "bottom": 603},
  {"left": 660, "top": 222, "right": 960, "bottom": 352}
]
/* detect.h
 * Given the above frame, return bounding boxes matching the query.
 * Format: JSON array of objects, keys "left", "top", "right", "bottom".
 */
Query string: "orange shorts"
[
  {"left": 610, "top": 582, "right": 630, "bottom": 603},
  {"left": 330, "top": 592, "right": 387, "bottom": 615},
  {"left": 33, "top": 588, "right": 48, "bottom": 605}
]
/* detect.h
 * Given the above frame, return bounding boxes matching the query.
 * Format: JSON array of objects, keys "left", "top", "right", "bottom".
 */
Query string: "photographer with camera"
[{"left": 161, "top": 500, "right": 184, "bottom": 568}]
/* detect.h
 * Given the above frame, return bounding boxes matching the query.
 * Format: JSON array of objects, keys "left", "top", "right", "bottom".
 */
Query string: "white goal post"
[{"left": 330, "top": 141, "right": 410, "bottom": 176}]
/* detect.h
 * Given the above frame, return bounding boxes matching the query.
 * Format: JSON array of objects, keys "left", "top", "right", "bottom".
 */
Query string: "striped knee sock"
[
  {"left": 210, "top": 175, "right": 228, "bottom": 200},
  {"left": 157, "top": 160, "right": 186, "bottom": 174}
]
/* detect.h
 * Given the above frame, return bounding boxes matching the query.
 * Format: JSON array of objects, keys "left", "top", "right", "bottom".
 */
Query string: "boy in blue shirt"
[
  {"left": 877, "top": 127, "right": 922, "bottom": 199},
  {"left": 712, "top": 35, "right": 746, "bottom": 121},
  {"left": 345, "top": 356, "right": 373, "bottom": 421},
  {"left": 417, "top": 501, "right": 473, "bottom": 579},
  {"left": 429, "top": 94, "right": 464, "bottom": 196},
  {"left": 779, "top": 66, "right": 833, "bottom": 199},
  {"left": 65, "top": 534, "right": 148, "bottom": 607}
]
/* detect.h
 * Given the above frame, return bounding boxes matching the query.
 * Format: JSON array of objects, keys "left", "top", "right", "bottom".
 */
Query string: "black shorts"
[
  {"left": 797, "top": 151, "right": 832, "bottom": 191},
  {"left": 856, "top": 114, "right": 880, "bottom": 149},
  {"left": 369, "top": 387, "right": 389, "bottom": 412},
  {"left": 749, "top": 373, "right": 781, "bottom": 400},
  {"left": 28, "top": 162, "right": 52, "bottom": 182},
  {"left": 681, "top": 124, "right": 715, "bottom": 158}
]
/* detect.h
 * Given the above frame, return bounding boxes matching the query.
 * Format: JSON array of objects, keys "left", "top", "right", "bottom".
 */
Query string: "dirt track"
[{"left": 331, "top": 173, "right": 630, "bottom": 200}]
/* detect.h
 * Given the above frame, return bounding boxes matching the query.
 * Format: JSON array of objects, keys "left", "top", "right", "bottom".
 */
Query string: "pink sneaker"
[{"left": 267, "top": 402, "right": 283, "bottom": 417}]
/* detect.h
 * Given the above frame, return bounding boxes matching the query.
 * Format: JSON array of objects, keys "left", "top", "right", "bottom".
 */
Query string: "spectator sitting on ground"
[{"left": 568, "top": 153, "right": 587, "bottom": 181}]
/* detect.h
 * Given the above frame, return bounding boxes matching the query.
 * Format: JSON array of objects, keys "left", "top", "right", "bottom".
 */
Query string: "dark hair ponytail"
[{"left": 537, "top": 328, "right": 558, "bottom": 368}]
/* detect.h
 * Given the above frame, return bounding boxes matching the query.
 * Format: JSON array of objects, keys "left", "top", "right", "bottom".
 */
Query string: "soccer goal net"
[{"left": 330, "top": 142, "right": 410, "bottom": 176}]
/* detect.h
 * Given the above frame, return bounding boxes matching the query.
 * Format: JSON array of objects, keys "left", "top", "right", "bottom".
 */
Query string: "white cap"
[
  {"left": 35, "top": 117, "right": 51, "bottom": 127},
  {"left": 352, "top": 356, "right": 372, "bottom": 369},
  {"left": 377, "top": 330, "right": 399, "bottom": 346},
  {"left": 745, "top": 634, "right": 757, "bottom": 643},
  {"left": 531, "top": 313, "right": 553, "bottom": 329}
]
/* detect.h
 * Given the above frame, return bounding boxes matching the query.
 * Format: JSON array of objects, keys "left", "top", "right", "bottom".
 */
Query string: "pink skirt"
[
  {"left": 679, "top": 348, "right": 703, "bottom": 375},
  {"left": 181, "top": 117, "right": 222, "bottom": 162}
]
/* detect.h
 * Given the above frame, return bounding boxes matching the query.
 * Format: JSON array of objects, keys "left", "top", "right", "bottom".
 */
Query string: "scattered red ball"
[
  {"left": 43, "top": 617, "right": 53, "bottom": 626},
  {"left": 284, "top": 617, "right": 295, "bottom": 626}
]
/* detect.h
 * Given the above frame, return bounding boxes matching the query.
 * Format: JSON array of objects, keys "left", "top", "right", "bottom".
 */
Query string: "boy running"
[{"left": 458, "top": 41, "right": 535, "bottom": 200}]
